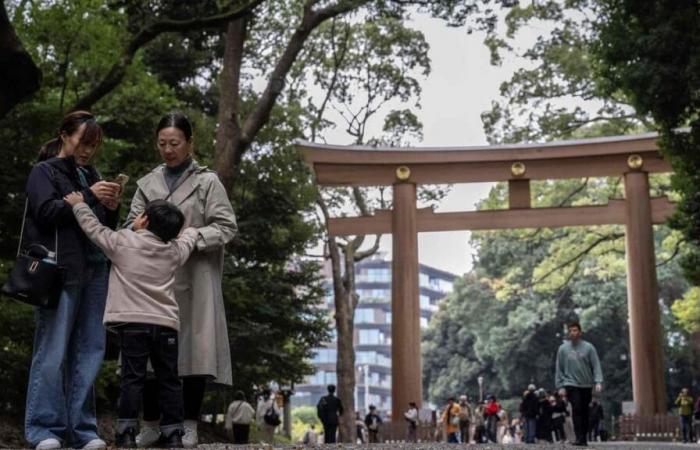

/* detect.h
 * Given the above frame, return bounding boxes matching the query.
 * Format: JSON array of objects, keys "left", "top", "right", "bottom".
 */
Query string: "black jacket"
[
  {"left": 24, "top": 156, "right": 118, "bottom": 283},
  {"left": 520, "top": 391, "right": 539, "bottom": 419},
  {"left": 317, "top": 394, "right": 344, "bottom": 426}
]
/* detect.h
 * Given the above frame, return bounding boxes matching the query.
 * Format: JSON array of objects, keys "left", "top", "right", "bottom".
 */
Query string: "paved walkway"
[{"left": 195, "top": 443, "right": 699, "bottom": 450}]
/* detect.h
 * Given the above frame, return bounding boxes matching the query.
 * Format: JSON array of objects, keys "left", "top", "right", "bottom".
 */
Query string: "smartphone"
[{"left": 111, "top": 173, "right": 129, "bottom": 190}]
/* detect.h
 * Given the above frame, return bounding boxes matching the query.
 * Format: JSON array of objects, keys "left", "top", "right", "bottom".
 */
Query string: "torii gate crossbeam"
[{"left": 299, "top": 132, "right": 672, "bottom": 418}]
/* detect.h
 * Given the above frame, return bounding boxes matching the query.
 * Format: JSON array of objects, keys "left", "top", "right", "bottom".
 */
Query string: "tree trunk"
[
  {"left": 0, "top": 1, "right": 41, "bottom": 118},
  {"left": 335, "top": 284, "right": 356, "bottom": 443},
  {"left": 214, "top": 18, "right": 247, "bottom": 192}
]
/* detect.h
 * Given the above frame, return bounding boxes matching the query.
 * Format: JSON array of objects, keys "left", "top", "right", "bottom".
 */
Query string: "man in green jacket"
[
  {"left": 555, "top": 321, "right": 603, "bottom": 447},
  {"left": 676, "top": 388, "right": 694, "bottom": 443}
]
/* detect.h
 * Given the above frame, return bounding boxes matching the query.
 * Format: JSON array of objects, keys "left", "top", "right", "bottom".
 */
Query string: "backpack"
[{"left": 264, "top": 405, "right": 281, "bottom": 426}]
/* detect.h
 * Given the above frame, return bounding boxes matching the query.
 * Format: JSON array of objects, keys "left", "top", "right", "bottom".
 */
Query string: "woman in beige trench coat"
[{"left": 125, "top": 112, "right": 237, "bottom": 447}]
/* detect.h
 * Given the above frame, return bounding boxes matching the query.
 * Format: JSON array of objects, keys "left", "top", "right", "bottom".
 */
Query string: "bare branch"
[{"left": 355, "top": 234, "right": 381, "bottom": 261}]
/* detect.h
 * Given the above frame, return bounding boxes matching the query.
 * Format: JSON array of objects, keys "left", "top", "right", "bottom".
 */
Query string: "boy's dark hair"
[
  {"left": 327, "top": 384, "right": 336, "bottom": 394},
  {"left": 144, "top": 200, "right": 185, "bottom": 242}
]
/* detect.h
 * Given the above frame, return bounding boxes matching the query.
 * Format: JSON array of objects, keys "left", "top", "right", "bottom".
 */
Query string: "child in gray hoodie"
[{"left": 65, "top": 192, "right": 197, "bottom": 448}]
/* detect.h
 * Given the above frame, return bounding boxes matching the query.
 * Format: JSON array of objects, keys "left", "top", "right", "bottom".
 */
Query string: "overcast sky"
[{"left": 318, "top": 13, "right": 533, "bottom": 276}]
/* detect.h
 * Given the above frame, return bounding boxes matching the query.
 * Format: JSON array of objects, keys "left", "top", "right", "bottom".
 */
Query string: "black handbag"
[{"left": 1, "top": 200, "right": 64, "bottom": 308}]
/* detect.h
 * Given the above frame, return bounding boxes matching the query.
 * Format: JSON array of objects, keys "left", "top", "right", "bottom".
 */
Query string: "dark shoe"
[
  {"left": 161, "top": 429, "right": 184, "bottom": 448},
  {"left": 116, "top": 427, "right": 137, "bottom": 448}
]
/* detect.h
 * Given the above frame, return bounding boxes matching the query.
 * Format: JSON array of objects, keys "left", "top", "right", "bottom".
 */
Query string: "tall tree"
[{"left": 593, "top": 0, "right": 700, "bottom": 286}]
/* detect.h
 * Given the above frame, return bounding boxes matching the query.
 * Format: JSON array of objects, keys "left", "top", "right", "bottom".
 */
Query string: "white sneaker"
[
  {"left": 135, "top": 421, "right": 160, "bottom": 448},
  {"left": 182, "top": 420, "right": 198, "bottom": 448},
  {"left": 82, "top": 438, "right": 106, "bottom": 449},
  {"left": 36, "top": 438, "right": 61, "bottom": 450}
]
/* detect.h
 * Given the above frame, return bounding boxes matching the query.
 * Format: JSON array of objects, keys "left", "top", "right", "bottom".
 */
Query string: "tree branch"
[
  {"left": 71, "top": 0, "right": 264, "bottom": 111},
  {"left": 234, "top": 0, "right": 370, "bottom": 164},
  {"left": 531, "top": 232, "right": 624, "bottom": 286}
]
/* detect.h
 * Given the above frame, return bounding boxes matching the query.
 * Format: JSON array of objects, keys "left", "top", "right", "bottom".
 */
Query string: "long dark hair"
[
  {"left": 156, "top": 112, "right": 193, "bottom": 141},
  {"left": 38, "top": 110, "right": 103, "bottom": 162}
]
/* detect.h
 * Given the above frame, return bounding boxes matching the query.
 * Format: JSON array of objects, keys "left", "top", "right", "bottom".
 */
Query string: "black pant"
[
  {"left": 231, "top": 424, "right": 250, "bottom": 444},
  {"left": 118, "top": 324, "right": 182, "bottom": 431},
  {"left": 323, "top": 423, "right": 337, "bottom": 443},
  {"left": 143, "top": 374, "right": 207, "bottom": 421},
  {"left": 566, "top": 386, "right": 592, "bottom": 444},
  {"left": 459, "top": 420, "right": 470, "bottom": 443}
]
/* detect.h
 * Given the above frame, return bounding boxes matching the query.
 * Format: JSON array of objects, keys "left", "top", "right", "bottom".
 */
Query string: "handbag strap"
[{"left": 17, "top": 197, "right": 59, "bottom": 260}]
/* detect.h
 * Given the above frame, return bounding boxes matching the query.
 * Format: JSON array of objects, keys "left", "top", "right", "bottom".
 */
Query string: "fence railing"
[{"left": 617, "top": 414, "right": 680, "bottom": 441}]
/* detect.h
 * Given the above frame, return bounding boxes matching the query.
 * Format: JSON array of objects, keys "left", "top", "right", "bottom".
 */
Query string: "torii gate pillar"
[
  {"left": 624, "top": 170, "right": 667, "bottom": 414},
  {"left": 391, "top": 182, "right": 422, "bottom": 418}
]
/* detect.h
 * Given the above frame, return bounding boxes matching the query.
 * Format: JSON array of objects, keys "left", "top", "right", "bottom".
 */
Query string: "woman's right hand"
[{"left": 90, "top": 181, "right": 120, "bottom": 203}]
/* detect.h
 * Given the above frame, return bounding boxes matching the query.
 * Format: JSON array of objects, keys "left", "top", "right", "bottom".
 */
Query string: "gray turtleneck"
[{"left": 164, "top": 156, "right": 193, "bottom": 192}]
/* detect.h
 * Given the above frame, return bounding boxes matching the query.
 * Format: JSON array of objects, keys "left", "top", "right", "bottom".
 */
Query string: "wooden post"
[
  {"left": 508, "top": 179, "right": 531, "bottom": 209},
  {"left": 624, "top": 171, "right": 667, "bottom": 415},
  {"left": 391, "top": 182, "right": 421, "bottom": 421}
]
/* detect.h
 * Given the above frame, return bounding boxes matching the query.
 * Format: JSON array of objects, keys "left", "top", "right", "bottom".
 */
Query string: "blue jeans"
[
  {"left": 524, "top": 417, "right": 537, "bottom": 443},
  {"left": 25, "top": 263, "right": 108, "bottom": 448},
  {"left": 681, "top": 415, "right": 693, "bottom": 442}
]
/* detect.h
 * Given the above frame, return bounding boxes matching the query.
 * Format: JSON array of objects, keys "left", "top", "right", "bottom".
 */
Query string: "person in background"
[
  {"left": 441, "top": 397, "right": 461, "bottom": 443},
  {"left": 483, "top": 394, "right": 501, "bottom": 443},
  {"left": 301, "top": 424, "right": 317, "bottom": 445},
  {"left": 551, "top": 391, "right": 568, "bottom": 442},
  {"left": 535, "top": 390, "right": 552, "bottom": 443},
  {"left": 316, "top": 384, "right": 344, "bottom": 443},
  {"left": 355, "top": 411, "right": 367, "bottom": 444},
  {"left": 23, "top": 111, "right": 120, "bottom": 450},
  {"left": 364, "top": 405, "right": 383, "bottom": 443},
  {"left": 224, "top": 391, "right": 255, "bottom": 444},
  {"left": 588, "top": 396, "right": 604, "bottom": 443},
  {"left": 404, "top": 402, "right": 419, "bottom": 442},
  {"left": 520, "top": 384, "right": 539, "bottom": 444},
  {"left": 458, "top": 395, "right": 472, "bottom": 443},
  {"left": 472, "top": 402, "right": 486, "bottom": 443},
  {"left": 676, "top": 388, "right": 694, "bottom": 443},
  {"left": 255, "top": 390, "right": 281, "bottom": 444},
  {"left": 555, "top": 320, "right": 603, "bottom": 447}
]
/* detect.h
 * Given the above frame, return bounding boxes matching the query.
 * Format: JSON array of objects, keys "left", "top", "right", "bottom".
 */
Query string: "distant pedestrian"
[
  {"left": 484, "top": 394, "right": 501, "bottom": 443},
  {"left": 441, "top": 397, "right": 461, "bottom": 443},
  {"left": 225, "top": 391, "right": 255, "bottom": 444},
  {"left": 458, "top": 395, "right": 472, "bottom": 443},
  {"left": 355, "top": 411, "right": 367, "bottom": 443},
  {"left": 316, "top": 384, "right": 344, "bottom": 443},
  {"left": 302, "top": 424, "right": 318, "bottom": 445},
  {"left": 588, "top": 396, "right": 604, "bottom": 442},
  {"left": 676, "top": 388, "right": 694, "bottom": 443},
  {"left": 255, "top": 390, "right": 281, "bottom": 444},
  {"left": 472, "top": 403, "right": 486, "bottom": 443},
  {"left": 520, "top": 384, "right": 539, "bottom": 444},
  {"left": 555, "top": 320, "right": 603, "bottom": 447},
  {"left": 364, "top": 405, "right": 383, "bottom": 443},
  {"left": 551, "top": 392, "right": 568, "bottom": 442},
  {"left": 535, "top": 390, "right": 552, "bottom": 443},
  {"left": 404, "top": 402, "right": 419, "bottom": 442}
]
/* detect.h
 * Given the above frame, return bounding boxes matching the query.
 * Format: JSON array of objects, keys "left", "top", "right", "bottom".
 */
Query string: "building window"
[
  {"left": 354, "top": 308, "right": 375, "bottom": 324},
  {"left": 358, "top": 268, "right": 391, "bottom": 283},
  {"left": 359, "top": 329, "right": 385, "bottom": 345},
  {"left": 312, "top": 348, "right": 337, "bottom": 363}
]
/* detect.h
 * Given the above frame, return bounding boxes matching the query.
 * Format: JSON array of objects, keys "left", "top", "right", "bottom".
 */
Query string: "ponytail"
[{"left": 38, "top": 137, "right": 62, "bottom": 162}]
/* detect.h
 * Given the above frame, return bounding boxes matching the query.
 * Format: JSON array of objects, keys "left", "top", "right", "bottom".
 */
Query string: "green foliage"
[
  {"left": 672, "top": 288, "right": 700, "bottom": 334},
  {"left": 593, "top": 0, "right": 700, "bottom": 284}
]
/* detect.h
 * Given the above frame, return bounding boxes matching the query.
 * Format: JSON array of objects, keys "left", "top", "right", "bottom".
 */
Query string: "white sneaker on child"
[
  {"left": 36, "top": 438, "right": 61, "bottom": 450},
  {"left": 182, "top": 420, "right": 198, "bottom": 448},
  {"left": 135, "top": 421, "right": 160, "bottom": 448}
]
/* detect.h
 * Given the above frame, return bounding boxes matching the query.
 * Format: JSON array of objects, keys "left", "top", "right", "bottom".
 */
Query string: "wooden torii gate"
[{"left": 298, "top": 132, "right": 674, "bottom": 419}]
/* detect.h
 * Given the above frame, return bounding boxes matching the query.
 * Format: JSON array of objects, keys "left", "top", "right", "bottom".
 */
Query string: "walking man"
[
  {"left": 555, "top": 320, "right": 603, "bottom": 447},
  {"left": 676, "top": 388, "right": 694, "bottom": 443},
  {"left": 316, "top": 384, "right": 344, "bottom": 443}
]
